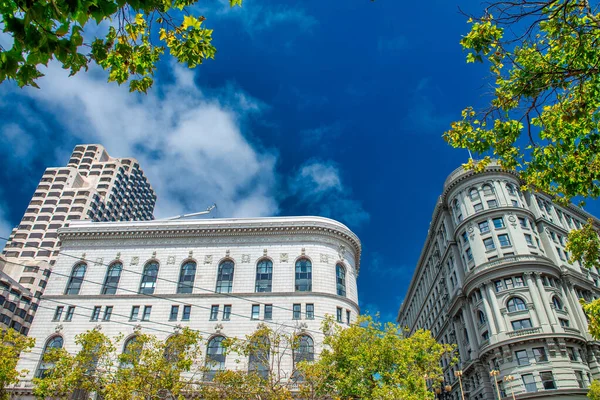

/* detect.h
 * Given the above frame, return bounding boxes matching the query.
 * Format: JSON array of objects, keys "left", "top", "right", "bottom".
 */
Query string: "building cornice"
[{"left": 59, "top": 216, "right": 362, "bottom": 272}]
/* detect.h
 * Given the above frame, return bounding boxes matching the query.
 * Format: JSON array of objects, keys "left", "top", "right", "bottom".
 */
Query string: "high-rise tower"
[{"left": 1, "top": 144, "right": 156, "bottom": 300}]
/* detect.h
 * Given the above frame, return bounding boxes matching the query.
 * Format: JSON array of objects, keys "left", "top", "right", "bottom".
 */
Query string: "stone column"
[
  {"left": 464, "top": 304, "right": 480, "bottom": 348},
  {"left": 562, "top": 279, "right": 588, "bottom": 332},
  {"left": 452, "top": 318, "right": 467, "bottom": 361},
  {"left": 534, "top": 272, "right": 557, "bottom": 330},
  {"left": 480, "top": 284, "right": 499, "bottom": 335},
  {"left": 485, "top": 282, "right": 507, "bottom": 332},
  {"left": 525, "top": 272, "right": 549, "bottom": 328}
]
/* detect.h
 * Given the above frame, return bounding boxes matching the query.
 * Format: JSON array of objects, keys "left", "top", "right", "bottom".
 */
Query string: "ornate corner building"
[
  {"left": 10, "top": 216, "right": 361, "bottom": 397},
  {"left": 397, "top": 162, "right": 600, "bottom": 399}
]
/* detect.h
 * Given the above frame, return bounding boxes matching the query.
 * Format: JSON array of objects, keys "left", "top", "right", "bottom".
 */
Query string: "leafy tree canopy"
[
  {"left": 0, "top": 0, "right": 242, "bottom": 93},
  {"left": 0, "top": 328, "right": 35, "bottom": 400}
]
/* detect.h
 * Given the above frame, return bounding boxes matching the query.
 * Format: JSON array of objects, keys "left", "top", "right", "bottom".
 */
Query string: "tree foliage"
[
  {"left": 445, "top": 0, "right": 600, "bottom": 267},
  {"left": 0, "top": 0, "right": 242, "bottom": 93},
  {"left": 0, "top": 328, "right": 35, "bottom": 400},
  {"left": 589, "top": 379, "right": 600, "bottom": 399},
  {"left": 303, "top": 316, "right": 456, "bottom": 400},
  {"left": 33, "top": 327, "right": 203, "bottom": 399}
]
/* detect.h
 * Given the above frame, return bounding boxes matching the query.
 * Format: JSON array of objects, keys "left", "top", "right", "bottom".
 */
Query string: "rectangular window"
[
  {"left": 515, "top": 349, "right": 529, "bottom": 365},
  {"left": 551, "top": 231, "right": 557, "bottom": 242},
  {"left": 518, "top": 217, "right": 527, "bottom": 228},
  {"left": 540, "top": 371, "right": 556, "bottom": 390},
  {"left": 130, "top": 306, "right": 139, "bottom": 321},
  {"left": 251, "top": 304, "right": 260, "bottom": 320},
  {"left": 494, "top": 280, "right": 503, "bottom": 292},
  {"left": 336, "top": 307, "right": 343, "bottom": 322},
  {"left": 53, "top": 306, "right": 63, "bottom": 321},
  {"left": 557, "top": 247, "right": 565, "bottom": 261},
  {"left": 182, "top": 305, "right": 191, "bottom": 321},
  {"left": 524, "top": 234, "right": 534, "bottom": 246},
  {"left": 487, "top": 199, "right": 498, "bottom": 208},
  {"left": 522, "top": 374, "right": 537, "bottom": 392},
  {"left": 306, "top": 304, "right": 314, "bottom": 320},
  {"left": 483, "top": 237, "right": 495, "bottom": 251},
  {"left": 223, "top": 305, "right": 231, "bottom": 321},
  {"left": 512, "top": 318, "right": 532, "bottom": 330},
  {"left": 479, "top": 221, "right": 490, "bottom": 234},
  {"left": 511, "top": 199, "right": 519, "bottom": 207},
  {"left": 466, "top": 248, "right": 473, "bottom": 261},
  {"left": 142, "top": 306, "right": 152, "bottom": 321},
  {"left": 91, "top": 306, "right": 101, "bottom": 321},
  {"left": 473, "top": 203, "right": 483, "bottom": 212},
  {"left": 293, "top": 304, "right": 301, "bottom": 320},
  {"left": 461, "top": 232, "right": 469, "bottom": 244},
  {"left": 498, "top": 234, "right": 511, "bottom": 247},
  {"left": 576, "top": 371, "right": 586, "bottom": 388},
  {"left": 65, "top": 306, "right": 75, "bottom": 321},
  {"left": 103, "top": 306, "right": 113, "bottom": 321},
  {"left": 170, "top": 305, "right": 179, "bottom": 321},
  {"left": 515, "top": 276, "right": 525, "bottom": 287},
  {"left": 559, "top": 318, "right": 570, "bottom": 327},
  {"left": 264, "top": 304, "right": 272, "bottom": 320},
  {"left": 493, "top": 217, "right": 505, "bottom": 229},
  {"left": 210, "top": 305, "right": 219, "bottom": 321},
  {"left": 504, "top": 278, "right": 514, "bottom": 289},
  {"left": 533, "top": 347, "right": 548, "bottom": 362},
  {"left": 567, "top": 347, "right": 579, "bottom": 361},
  {"left": 346, "top": 310, "right": 351, "bottom": 325}
]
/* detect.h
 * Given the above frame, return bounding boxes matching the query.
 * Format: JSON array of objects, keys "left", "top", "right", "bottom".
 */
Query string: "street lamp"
[
  {"left": 435, "top": 382, "right": 453, "bottom": 399},
  {"left": 454, "top": 370, "right": 465, "bottom": 400},
  {"left": 503, "top": 375, "right": 517, "bottom": 400},
  {"left": 490, "top": 370, "right": 501, "bottom": 400}
]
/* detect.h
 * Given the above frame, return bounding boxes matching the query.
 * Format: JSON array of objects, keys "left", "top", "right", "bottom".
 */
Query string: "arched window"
[
  {"left": 216, "top": 260, "right": 234, "bottom": 293},
  {"left": 205, "top": 336, "right": 226, "bottom": 381},
  {"left": 164, "top": 335, "right": 180, "bottom": 363},
  {"left": 507, "top": 297, "right": 527, "bottom": 312},
  {"left": 482, "top": 184, "right": 494, "bottom": 196},
  {"left": 478, "top": 310, "right": 486, "bottom": 325},
  {"left": 248, "top": 337, "right": 270, "bottom": 379},
  {"left": 292, "top": 335, "right": 314, "bottom": 383},
  {"left": 65, "top": 263, "right": 86, "bottom": 295},
  {"left": 177, "top": 261, "right": 196, "bottom": 294},
  {"left": 120, "top": 336, "right": 140, "bottom": 369},
  {"left": 36, "top": 336, "right": 63, "bottom": 378},
  {"left": 139, "top": 261, "right": 159, "bottom": 294},
  {"left": 102, "top": 262, "right": 122, "bottom": 295},
  {"left": 552, "top": 296, "right": 564, "bottom": 310},
  {"left": 295, "top": 259, "right": 312, "bottom": 292},
  {"left": 506, "top": 183, "right": 516, "bottom": 196},
  {"left": 336, "top": 264, "right": 346, "bottom": 297},
  {"left": 469, "top": 188, "right": 480, "bottom": 200},
  {"left": 255, "top": 259, "right": 273, "bottom": 293}
]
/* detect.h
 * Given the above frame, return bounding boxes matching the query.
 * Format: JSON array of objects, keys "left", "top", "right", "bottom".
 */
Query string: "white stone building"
[
  {"left": 397, "top": 162, "right": 600, "bottom": 399},
  {"left": 12, "top": 216, "right": 361, "bottom": 395},
  {"left": 1, "top": 144, "right": 156, "bottom": 301}
]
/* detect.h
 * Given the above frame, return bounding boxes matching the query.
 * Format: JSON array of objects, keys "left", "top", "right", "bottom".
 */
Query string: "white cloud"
[
  {"left": 2, "top": 63, "right": 279, "bottom": 219},
  {"left": 290, "top": 160, "right": 369, "bottom": 228}
]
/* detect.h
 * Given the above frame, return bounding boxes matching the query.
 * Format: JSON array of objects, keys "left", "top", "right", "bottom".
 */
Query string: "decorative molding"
[
  {"left": 226, "top": 249, "right": 230, "bottom": 257},
  {"left": 130, "top": 256, "right": 139, "bottom": 265},
  {"left": 94, "top": 257, "right": 103, "bottom": 266},
  {"left": 167, "top": 256, "right": 175, "bottom": 265},
  {"left": 280, "top": 253, "right": 288, "bottom": 263},
  {"left": 214, "top": 323, "right": 223, "bottom": 333},
  {"left": 55, "top": 324, "right": 63, "bottom": 333},
  {"left": 116, "top": 252, "right": 121, "bottom": 260},
  {"left": 320, "top": 254, "right": 329, "bottom": 263},
  {"left": 204, "top": 255, "right": 213, "bottom": 264},
  {"left": 152, "top": 251, "right": 156, "bottom": 258},
  {"left": 263, "top": 249, "right": 268, "bottom": 256},
  {"left": 338, "top": 244, "right": 346, "bottom": 260},
  {"left": 241, "top": 254, "right": 251, "bottom": 263},
  {"left": 188, "top": 250, "right": 193, "bottom": 258}
]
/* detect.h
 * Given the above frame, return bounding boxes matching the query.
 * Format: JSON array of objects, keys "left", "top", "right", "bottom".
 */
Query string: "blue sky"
[{"left": 2, "top": 0, "right": 600, "bottom": 323}]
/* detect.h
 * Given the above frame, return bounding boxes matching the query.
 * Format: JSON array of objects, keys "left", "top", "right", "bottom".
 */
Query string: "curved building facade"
[
  {"left": 398, "top": 162, "right": 600, "bottom": 399},
  {"left": 11, "top": 216, "right": 360, "bottom": 396}
]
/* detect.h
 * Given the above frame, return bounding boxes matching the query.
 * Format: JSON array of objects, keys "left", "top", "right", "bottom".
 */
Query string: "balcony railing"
[{"left": 507, "top": 327, "right": 541, "bottom": 338}]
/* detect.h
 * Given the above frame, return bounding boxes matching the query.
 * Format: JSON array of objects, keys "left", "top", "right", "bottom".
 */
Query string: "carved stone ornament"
[
  {"left": 297, "top": 322, "right": 308, "bottom": 332},
  {"left": 215, "top": 323, "right": 224, "bottom": 333},
  {"left": 134, "top": 324, "right": 142, "bottom": 331},
  {"left": 95, "top": 257, "right": 103, "bottom": 266},
  {"left": 188, "top": 250, "right": 193, "bottom": 258},
  {"left": 94, "top": 324, "right": 103, "bottom": 331},
  {"left": 82, "top": 252, "right": 86, "bottom": 260},
  {"left": 242, "top": 254, "right": 251, "bottom": 263},
  {"left": 263, "top": 249, "right": 268, "bottom": 256},
  {"left": 130, "top": 256, "right": 139, "bottom": 265},
  {"left": 152, "top": 251, "right": 157, "bottom": 258},
  {"left": 116, "top": 252, "right": 121, "bottom": 260},
  {"left": 280, "top": 253, "right": 288, "bottom": 263},
  {"left": 301, "top": 247, "right": 306, "bottom": 256},
  {"left": 508, "top": 214, "right": 517, "bottom": 228},
  {"left": 338, "top": 244, "right": 346, "bottom": 260},
  {"left": 167, "top": 256, "right": 176, "bottom": 265},
  {"left": 55, "top": 324, "right": 63, "bottom": 333},
  {"left": 174, "top": 324, "right": 183, "bottom": 332},
  {"left": 204, "top": 255, "right": 213, "bottom": 264},
  {"left": 226, "top": 249, "right": 230, "bottom": 257},
  {"left": 320, "top": 253, "right": 329, "bottom": 263}
]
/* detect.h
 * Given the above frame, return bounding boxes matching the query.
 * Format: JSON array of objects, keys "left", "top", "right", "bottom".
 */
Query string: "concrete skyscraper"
[
  {"left": 398, "top": 162, "right": 600, "bottom": 399},
  {"left": 1, "top": 144, "right": 156, "bottom": 302}
]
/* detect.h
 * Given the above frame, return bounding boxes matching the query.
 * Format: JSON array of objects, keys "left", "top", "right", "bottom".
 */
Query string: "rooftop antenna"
[{"left": 160, "top": 203, "right": 217, "bottom": 221}]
